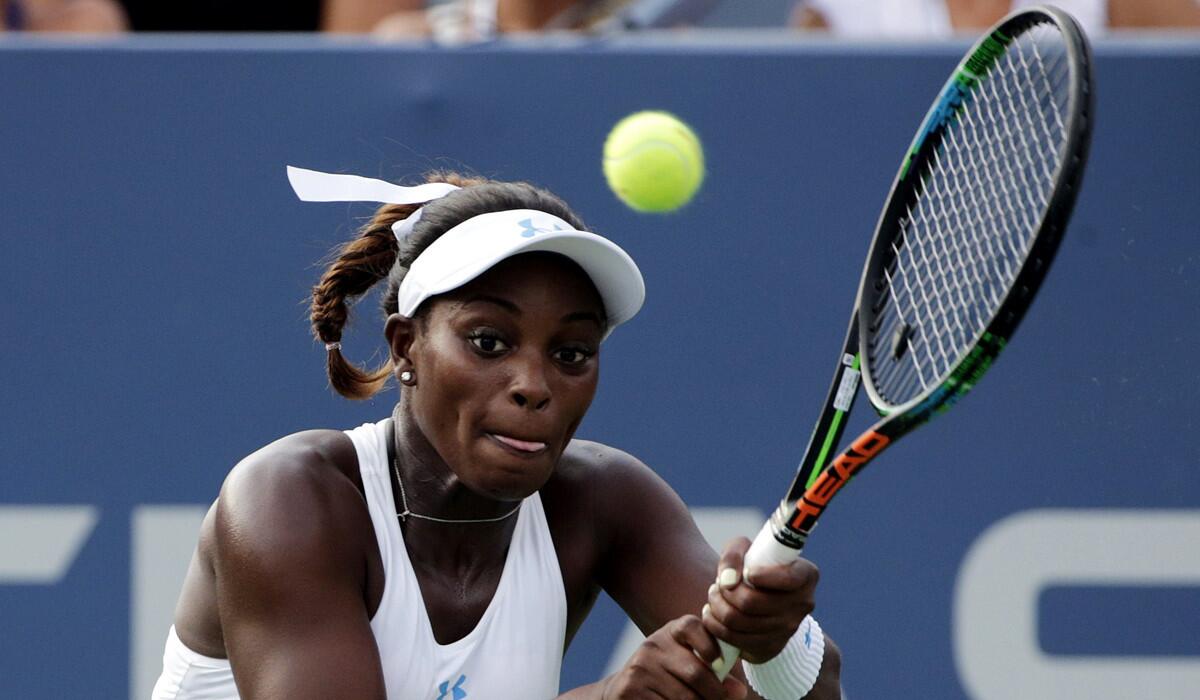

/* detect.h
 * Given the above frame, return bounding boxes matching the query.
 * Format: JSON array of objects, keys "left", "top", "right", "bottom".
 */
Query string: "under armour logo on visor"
[
  {"left": 437, "top": 674, "right": 468, "bottom": 700},
  {"left": 518, "top": 218, "right": 566, "bottom": 238}
]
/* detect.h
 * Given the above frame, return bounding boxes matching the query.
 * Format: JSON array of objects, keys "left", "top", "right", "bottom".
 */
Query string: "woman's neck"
[{"left": 390, "top": 401, "right": 523, "bottom": 530}]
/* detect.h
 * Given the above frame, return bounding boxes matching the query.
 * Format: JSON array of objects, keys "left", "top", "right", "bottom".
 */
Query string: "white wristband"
[{"left": 743, "top": 615, "right": 825, "bottom": 700}]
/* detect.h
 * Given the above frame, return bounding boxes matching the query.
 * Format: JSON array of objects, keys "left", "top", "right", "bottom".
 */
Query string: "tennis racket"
[{"left": 714, "top": 5, "right": 1093, "bottom": 677}]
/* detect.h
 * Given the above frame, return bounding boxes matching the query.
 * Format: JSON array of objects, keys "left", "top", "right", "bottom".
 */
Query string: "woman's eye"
[
  {"left": 468, "top": 333, "right": 510, "bottom": 354},
  {"left": 555, "top": 347, "right": 594, "bottom": 365}
]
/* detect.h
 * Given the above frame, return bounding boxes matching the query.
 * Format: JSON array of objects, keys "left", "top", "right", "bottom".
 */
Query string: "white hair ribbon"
[
  {"left": 287, "top": 166, "right": 646, "bottom": 338},
  {"left": 286, "top": 165, "right": 460, "bottom": 241}
]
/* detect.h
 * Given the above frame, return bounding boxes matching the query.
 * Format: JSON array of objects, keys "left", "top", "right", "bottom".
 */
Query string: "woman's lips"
[{"left": 488, "top": 433, "right": 548, "bottom": 453}]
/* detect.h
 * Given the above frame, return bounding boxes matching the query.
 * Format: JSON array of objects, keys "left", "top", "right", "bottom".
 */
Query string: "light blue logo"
[
  {"left": 437, "top": 674, "right": 468, "bottom": 700},
  {"left": 518, "top": 217, "right": 566, "bottom": 238}
]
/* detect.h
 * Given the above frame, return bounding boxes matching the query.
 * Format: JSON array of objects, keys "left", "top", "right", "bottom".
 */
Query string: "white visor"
[
  {"left": 287, "top": 165, "right": 644, "bottom": 339},
  {"left": 398, "top": 209, "right": 644, "bottom": 336}
]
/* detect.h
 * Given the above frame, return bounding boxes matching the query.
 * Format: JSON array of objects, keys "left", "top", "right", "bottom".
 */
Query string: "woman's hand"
[
  {"left": 702, "top": 537, "right": 819, "bottom": 664},
  {"left": 601, "top": 615, "right": 748, "bottom": 700}
]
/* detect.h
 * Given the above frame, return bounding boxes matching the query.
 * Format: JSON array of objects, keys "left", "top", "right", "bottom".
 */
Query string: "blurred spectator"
[
  {"left": 791, "top": 0, "right": 1200, "bottom": 36},
  {"left": 374, "top": 0, "right": 637, "bottom": 41},
  {"left": 1108, "top": 0, "right": 1200, "bottom": 27},
  {"left": 4, "top": 0, "right": 684, "bottom": 36},
  {"left": 325, "top": 0, "right": 424, "bottom": 32},
  {"left": 1, "top": 0, "right": 127, "bottom": 32},
  {"left": 492, "top": 0, "right": 632, "bottom": 30}
]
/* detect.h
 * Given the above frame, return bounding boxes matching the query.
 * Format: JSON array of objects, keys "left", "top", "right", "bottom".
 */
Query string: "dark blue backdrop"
[{"left": 1, "top": 33, "right": 1198, "bottom": 699}]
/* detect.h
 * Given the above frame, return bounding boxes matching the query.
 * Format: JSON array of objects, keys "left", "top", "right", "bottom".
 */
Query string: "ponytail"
[{"left": 311, "top": 202, "right": 416, "bottom": 399}]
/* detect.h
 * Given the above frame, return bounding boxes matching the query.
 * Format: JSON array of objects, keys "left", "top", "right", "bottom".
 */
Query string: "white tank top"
[
  {"left": 151, "top": 420, "right": 567, "bottom": 699},
  {"left": 349, "top": 419, "right": 568, "bottom": 699}
]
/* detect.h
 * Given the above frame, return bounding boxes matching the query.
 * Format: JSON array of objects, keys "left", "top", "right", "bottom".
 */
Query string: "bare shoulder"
[
  {"left": 213, "top": 429, "right": 371, "bottom": 583},
  {"left": 543, "top": 439, "right": 696, "bottom": 618},
  {"left": 547, "top": 439, "right": 693, "bottom": 538},
  {"left": 219, "top": 429, "right": 360, "bottom": 517},
  {"left": 555, "top": 438, "right": 668, "bottom": 491},
  {"left": 550, "top": 440, "right": 717, "bottom": 634}
]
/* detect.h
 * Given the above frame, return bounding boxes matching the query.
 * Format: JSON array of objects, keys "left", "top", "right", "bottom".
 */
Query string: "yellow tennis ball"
[{"left": 603, "top": 111, "right": 705, "bottom": 213}]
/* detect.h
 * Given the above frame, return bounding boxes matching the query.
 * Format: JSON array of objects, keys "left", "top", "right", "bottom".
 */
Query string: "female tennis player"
[{"left": 151, "top": 166, "right": 841, "bottom": 700}]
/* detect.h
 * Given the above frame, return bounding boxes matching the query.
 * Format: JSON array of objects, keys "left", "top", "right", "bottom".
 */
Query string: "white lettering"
[
  {"left": 954, "top": 509, "right": 1200, "bottom": 699},
  {"left": 130, "top": 505, "right": 208, "bottom": 700},
  {"left": 0, "top": 505, "right": 97, "bottom": 583}
]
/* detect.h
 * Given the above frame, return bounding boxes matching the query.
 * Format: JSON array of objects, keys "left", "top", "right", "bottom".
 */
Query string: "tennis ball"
[{"left": 603, "top": 111, "right": 704, "bottom": 213}]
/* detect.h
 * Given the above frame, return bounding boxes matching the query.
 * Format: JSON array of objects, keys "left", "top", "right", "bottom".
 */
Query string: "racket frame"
[
  {"left": 713, "top": 6, "right": 1094, "bottom": 681},
  {"left": 775, "top": 5, "right": 1094, "bottom": 551}
]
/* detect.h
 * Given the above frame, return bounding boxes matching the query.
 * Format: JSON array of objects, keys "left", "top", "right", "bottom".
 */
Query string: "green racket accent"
[
  {"left": 898, "top": 27, "right": 1013, "bottom": 180},
  {"left": 905, "top": 332, "right": 1010, "bottom": 421},
  {"left": 805, "top": 354, "right": 861, "bottom": 489},
  {"left": 961, "top": 29, "right": 1012, "bottom": 82},
  {"left": 945, "top": 332, "right": 1007, "bottom": 395}
]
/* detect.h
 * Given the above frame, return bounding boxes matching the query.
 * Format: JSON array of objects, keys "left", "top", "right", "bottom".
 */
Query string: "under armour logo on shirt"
[
  {"left": 518, "top": 218, "right": 566, "bottom": 238},
  {"left": 437, "top": 674, "right": 468, "bottom": 700}
]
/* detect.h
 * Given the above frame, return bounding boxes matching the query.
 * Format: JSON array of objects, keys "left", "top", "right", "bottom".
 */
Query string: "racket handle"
[{"left": 712, "top": 519, "right": 804, "bottom": 680}]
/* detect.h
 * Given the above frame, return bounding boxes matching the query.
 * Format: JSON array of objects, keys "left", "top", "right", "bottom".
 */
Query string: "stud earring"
[{"left": 399, "top": 370, "right": 415, "bottom": 385}]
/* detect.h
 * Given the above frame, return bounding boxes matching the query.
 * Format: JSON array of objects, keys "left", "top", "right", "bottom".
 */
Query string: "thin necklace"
[{"left": 390, "top": 410, "right": 522, "bottom": 525}]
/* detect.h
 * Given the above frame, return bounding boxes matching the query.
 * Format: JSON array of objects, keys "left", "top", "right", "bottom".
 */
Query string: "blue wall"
[{"left": 2, "top": 34, "right": 1199, "bottom": 699}]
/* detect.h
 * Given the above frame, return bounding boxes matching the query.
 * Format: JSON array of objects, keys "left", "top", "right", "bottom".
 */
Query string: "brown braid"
[{"left": 311, "top": 202, "right": 416, "bottom": 399}]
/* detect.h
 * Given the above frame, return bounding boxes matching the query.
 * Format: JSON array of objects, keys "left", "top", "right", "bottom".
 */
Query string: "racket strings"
[{"left": 868, "top": 22, "right": 1071, "bottom": 406}]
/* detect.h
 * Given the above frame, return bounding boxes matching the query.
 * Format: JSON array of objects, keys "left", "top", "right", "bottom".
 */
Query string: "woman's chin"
[{"left": 468, "top": 452, "right": 557, "bottom": 501}]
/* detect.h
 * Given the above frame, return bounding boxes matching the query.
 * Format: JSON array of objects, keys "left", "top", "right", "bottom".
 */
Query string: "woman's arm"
[
  {"left": 212, "top": 434, "right": 387, "bottom": 699},
  {"left": 590, "top": 448, "right": 842, "bottom": 699}
]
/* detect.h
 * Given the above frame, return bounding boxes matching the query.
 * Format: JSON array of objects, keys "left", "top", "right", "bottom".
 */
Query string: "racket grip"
[{"left": 712, "top": 519, "right": 804, "bottom": 680}]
